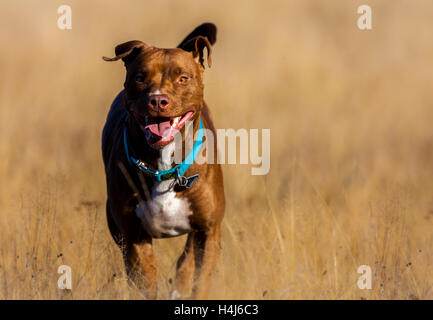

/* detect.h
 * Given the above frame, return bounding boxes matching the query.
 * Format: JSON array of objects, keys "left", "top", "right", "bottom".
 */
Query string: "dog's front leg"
[
  {"left": 190, "top": 224, "right": 222, "bottom": 299},
  {"left": 125, "top": 240, "right": 157, "bottom": 299},
  {"left": 172, "top": 233, "right": 195, "bottom": 299}
]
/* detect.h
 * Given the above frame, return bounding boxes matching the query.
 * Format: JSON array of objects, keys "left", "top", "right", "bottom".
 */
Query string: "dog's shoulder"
[
  {"left": 201, "top": 102, "right": 216, "bottom": 134},
  {"left": 102, "top": 91, "right": 127, "bottom": 169}
]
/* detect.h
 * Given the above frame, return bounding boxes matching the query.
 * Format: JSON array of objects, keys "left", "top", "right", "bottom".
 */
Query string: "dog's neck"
[{"left": 157, "top": 141, "right": 176, "bottom": 171}]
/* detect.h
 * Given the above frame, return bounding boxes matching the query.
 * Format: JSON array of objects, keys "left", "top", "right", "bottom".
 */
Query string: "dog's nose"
[{"left": 148, "top": 94, "right": 170, "bottom": 112}]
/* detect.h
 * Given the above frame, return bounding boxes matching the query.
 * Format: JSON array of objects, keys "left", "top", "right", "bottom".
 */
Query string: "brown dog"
[{"left": 101, "top": 23, "right": 225, "bottom": 299}]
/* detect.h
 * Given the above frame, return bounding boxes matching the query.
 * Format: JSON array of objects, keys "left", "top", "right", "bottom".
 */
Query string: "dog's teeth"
[{"left": 171, "top": 117, "right": 180, "bottom": 127}]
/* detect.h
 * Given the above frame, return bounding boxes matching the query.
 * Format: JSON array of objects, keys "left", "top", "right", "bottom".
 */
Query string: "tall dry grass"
[{"left": 0, "top": 0, "right": 433, "bottom": 299}]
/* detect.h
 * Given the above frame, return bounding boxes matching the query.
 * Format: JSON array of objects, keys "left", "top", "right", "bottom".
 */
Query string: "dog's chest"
[
  {"left": 136, "top": 181, "right": 192, "bottom": 238},
  {"left": 135, "top": 142, "right": 192, "bottom": 238}
]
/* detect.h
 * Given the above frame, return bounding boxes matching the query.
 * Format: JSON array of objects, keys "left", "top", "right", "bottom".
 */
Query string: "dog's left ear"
[
  {"left": 178, "top": 23, "right": 217, "bottom": 48},
  {"left": 178, "top": 23, "right": 216, "bottom": 68},
  {"left": 181, "top": 36, "right": 213, "bottom": 68}
]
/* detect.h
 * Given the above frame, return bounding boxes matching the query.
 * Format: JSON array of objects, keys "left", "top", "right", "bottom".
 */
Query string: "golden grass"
[{"left": 1, "top": 0, "right": 433, "bottom": 299}]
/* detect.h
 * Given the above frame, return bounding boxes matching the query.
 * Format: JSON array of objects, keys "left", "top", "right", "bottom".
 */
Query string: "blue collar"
[{"left": 123, "top": 118, "right": 204, "bottom": 187}]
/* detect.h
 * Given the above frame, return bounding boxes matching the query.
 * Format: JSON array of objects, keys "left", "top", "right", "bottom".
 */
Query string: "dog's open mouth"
[{"left": 139, "top": 110, "right": 195, "bottom": 146}]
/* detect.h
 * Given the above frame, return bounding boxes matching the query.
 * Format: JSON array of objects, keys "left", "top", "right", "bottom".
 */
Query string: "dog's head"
[{"left": 103, "top": 23, "right": 216, "bottom": 148}]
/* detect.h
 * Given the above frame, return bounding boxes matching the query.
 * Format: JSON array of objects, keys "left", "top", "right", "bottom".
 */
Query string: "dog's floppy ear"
[
  {"left": 178, "top": 23, "right": 216, "bottom": 68},
  {"left": 181, "top": 36, "right": 213, "bottom": 68},
  {"left": 178, "top": 22, "right": 217, "bottom": 48},
  {"left": 102, "top": 40, "right": 146, "bottom": 65}
]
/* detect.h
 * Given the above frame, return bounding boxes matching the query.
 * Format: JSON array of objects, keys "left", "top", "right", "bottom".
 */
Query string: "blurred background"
[{"left": 0, "top": 0, "right": 433, "bottom": 299}]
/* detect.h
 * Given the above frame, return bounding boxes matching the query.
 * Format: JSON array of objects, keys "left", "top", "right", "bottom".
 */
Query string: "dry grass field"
[{"left": 1, "top": 0, "right": 433, "bottom": 299}]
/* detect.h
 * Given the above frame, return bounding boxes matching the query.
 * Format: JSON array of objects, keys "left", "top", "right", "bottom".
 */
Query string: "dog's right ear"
[{"left": 102, "top": 40, "right": 146, "bottom": 65}]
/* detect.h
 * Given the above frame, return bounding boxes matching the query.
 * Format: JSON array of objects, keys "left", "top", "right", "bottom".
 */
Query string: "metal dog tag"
[
  {"left": 177, "top": 174, "right": 199, "bottom": 188},
  {"left": 184, "top": 174, "right": 199, "bottom": 188},
  {"left": 178, "top": 174, "right": 199, "bottom": 188},
  {"left": 175, "top": 167, "right": 199, "bottom": 188}
]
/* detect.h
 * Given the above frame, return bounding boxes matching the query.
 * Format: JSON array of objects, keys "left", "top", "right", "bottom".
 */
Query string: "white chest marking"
[{"left": 135, "top": 142, "right": 192, "bottom": 238}]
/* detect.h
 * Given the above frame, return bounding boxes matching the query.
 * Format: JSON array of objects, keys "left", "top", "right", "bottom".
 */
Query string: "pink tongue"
[
  {"left": 144, "top": 111, "right": 194, "bottom": 143},
  {"left": 145, "top": 120, "right": 179, "bottom": 142}
]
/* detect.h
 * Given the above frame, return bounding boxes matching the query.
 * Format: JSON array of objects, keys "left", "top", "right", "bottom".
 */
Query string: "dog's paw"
[{"left": 169, "top": 290, "right": 182, "bottom": 300}]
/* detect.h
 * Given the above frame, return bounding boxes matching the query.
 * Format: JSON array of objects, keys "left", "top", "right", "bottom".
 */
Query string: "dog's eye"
[
  {"left": 177, "top": 75, "right": 190, "bottom": 84},
  {"left": 135, "top": 75, "right": 145, "bottom": 83}
]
